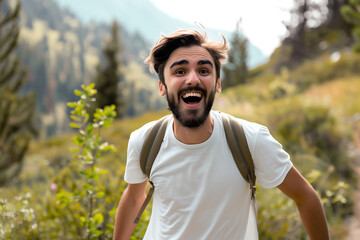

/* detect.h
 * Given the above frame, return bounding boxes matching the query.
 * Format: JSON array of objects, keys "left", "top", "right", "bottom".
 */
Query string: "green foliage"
[
  {"left": 289, "top": 51, "right": 360, "bottom": 91},
  {"left": 265, "top": 98, "right": 355, "bottom": 219},
  {"left": 257, "top": 165, "right": 350, "bottom": 239},
  {"left": 222, "top": 21, "right": 248, "bottom": 89},
  {"left": 266, "top": 68, "right": 296, "bottom": 100},
  {"left": 94, "top": 20, "right": 124, "bottom": 119},
  {"left": 0, "top": 191, "right": 38, "bottom": 239},
  {"left": 0, "top": 0, "right": 36, "bottom": 186},
  {"left": 267, "top": 98, "right": 354, "bottom": 178},
  {"left": 341, "top": 0, "right": 360, "bottom": 52},
  {"left": 55, "top": 83, "right": 117, "bottom": 239}
]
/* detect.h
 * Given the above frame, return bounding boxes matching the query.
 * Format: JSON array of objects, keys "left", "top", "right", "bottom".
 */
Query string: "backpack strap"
[
  {"left": 221, "top": 113, "right": 256, "bottom": 199},
  {"left": 139, "top": 115, "right": 171, "bottom": 177},
  {"left": 134, "top": 115, "right": 170, "bottom": 224}
]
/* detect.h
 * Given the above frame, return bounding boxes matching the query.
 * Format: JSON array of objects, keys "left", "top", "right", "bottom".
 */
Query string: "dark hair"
[{"left": 145, "top": 29, "right": 229, "bottom": 84}]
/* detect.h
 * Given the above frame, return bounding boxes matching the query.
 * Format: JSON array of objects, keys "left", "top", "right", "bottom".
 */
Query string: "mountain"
[
  {"left": 14, "top": 0, "right": 165, "bottom": 137},
  {"left": 54, "top": 0, "right": 266, "bottom": 68}
]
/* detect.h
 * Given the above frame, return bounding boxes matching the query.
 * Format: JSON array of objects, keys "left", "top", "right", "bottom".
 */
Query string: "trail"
[
  {"left": 345, "top": 123, "right": 360, "bottom": 240},
  {"left": 346, "top": 165, "right": 360, "bottom": 240}
]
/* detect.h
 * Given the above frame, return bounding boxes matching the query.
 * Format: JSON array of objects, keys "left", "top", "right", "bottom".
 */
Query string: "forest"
[{"left": 1, "top": 0, "right": 360, "bottom": 239}]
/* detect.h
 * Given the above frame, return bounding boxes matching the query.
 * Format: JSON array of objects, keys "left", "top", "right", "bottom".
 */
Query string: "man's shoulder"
[
  {"left": 215, "top": 111, "right": 265, "bottom": 133},
  {"left": 130, "top": 115, "right": 172, "bottom": 141}
]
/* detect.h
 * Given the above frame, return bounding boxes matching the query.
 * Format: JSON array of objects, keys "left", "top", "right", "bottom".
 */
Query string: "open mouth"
[{"left": 181, "top": 91, "right": 203, "bottom": 104}]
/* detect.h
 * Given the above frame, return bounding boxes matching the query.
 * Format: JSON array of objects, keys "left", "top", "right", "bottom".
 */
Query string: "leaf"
[
  {"left": 86, "top": 124, "right": 93, "bottom": 136},
  {"left": 92, "top": 229, "right": 102, "bottom": 237},
  {"left": 103, "top": 119, "right": 112, "bottom": 128},
  {"left": 72, "top": 136, "right": 84, "bottom": 145},
  {"left": 67, "top": 102, "right": 77, "bottom": 108},
  {"left": 93, "top": 212, "right": 104, "bottom": 225},
  {"left": 95, "top": 168, "right": 107, "bottom": 175},
  {"left": 69, "top": 147, "right": 79, "bottom": 152},
  {"left": 99, "top": 142, "right": 108, "bottom": 151},
  {"left": 325, "top": 190, "right": 334, "bottom": 197},
  {"left": 82, "top": 184, "right": 94, "bottom": 191},
  {"left": 80, "top": 216, "right": 86, "bottom": 223},
  {"left": 109, "top": 208, "right": 117, "bottom": 216},
  {"left": 70, "top": 115, "right": 80, "bottom": 121},
  {"left": 333, "top": 194, "right": 347, "bottom": 204},
  {"left": 99, "top": 143, "right": 117, "bottom": 152},
  {"left": 69, "top": 122, "right": 81, "bottom": 128},
  {"left": 95, "top": 191, "right": 105, "bottom": 198},
  {"left": 88, "top": 83, "right": 95, "bottom": 89},
  {"left": 74, "top": 89, "right": 83, "bottom": 96}
]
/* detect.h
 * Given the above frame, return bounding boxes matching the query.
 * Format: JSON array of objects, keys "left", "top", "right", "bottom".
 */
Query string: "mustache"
[{"left": 177, "top": 86, "right": 207, "bottom": 100}]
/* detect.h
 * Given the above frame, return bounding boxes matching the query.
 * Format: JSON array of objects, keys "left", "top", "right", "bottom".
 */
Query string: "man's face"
[{"left": 159, "top": 45, "right": 221, "bottom": 128}]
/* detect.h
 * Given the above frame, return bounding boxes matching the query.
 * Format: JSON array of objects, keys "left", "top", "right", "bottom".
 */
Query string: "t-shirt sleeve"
[
  {"left": 251, "top": 126, "right": 293, "bottom": 189},
  {"left": 124, "top": 129, "right": 148, "bottom": 184}
]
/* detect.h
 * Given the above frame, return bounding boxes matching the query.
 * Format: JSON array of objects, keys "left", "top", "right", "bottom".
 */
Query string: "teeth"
[{"left": 182, "top": 92, "right": 202, "bottom": 98}]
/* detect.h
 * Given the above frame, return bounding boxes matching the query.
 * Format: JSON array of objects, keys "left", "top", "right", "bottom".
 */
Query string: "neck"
[{"left": 172, "top": 113, "right": 214, "bottom": 144}]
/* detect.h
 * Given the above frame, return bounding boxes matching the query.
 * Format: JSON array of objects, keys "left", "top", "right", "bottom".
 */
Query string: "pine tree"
[
  {"left": 222, "top": 20, "right": 248, "bottom": 89},
  {"left": 341, "top": 0, "right": 360, "bottom": 52},
  {"left": 326, "top": 0, "right": 352, "bottom": 32},
  {"left": 0, "top": 0, "right": 36, "bottom": 186},
  {"left": 94, "top": 20, "right": 124, "bottom": 118}
]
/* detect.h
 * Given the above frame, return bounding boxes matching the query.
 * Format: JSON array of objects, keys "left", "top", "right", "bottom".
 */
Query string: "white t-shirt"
[{"left": 124, "top": 111, "right": 293, "bottom": 240}]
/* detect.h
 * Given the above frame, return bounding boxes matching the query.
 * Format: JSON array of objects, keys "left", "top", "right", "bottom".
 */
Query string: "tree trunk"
[{"left": 0, "top": 0, "right": 3, "bottom": 40}]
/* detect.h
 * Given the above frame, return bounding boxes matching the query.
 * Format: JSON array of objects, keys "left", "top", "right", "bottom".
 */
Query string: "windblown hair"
[{"left": 144, "top": 29, "right": 229, "bottom": 84}]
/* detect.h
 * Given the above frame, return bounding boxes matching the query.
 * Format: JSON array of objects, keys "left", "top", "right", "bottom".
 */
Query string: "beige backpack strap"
[
  {"left": 134, "top": 115, "right": 170, "bottom": 224},
  {"left": 139, "top": 115, "right": 170, "bottom": 177},
  {"left": 221, "top": 113, "right": 256, "bottom": 199},
  {"left": 134, "top": 181, "right": 154, "bottom": 224}
]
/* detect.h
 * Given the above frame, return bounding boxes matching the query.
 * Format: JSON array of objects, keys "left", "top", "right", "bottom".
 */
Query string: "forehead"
[{"left": 165, "top": 45, "right": 215, "bottom": 68}]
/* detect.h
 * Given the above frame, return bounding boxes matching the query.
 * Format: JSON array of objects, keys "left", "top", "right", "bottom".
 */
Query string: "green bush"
[
  {"left": 291, "top": 51, "right": 360, "bottom": 91},
  {"left": 261, "top": 97, "right": 355, "bottom": 238},
  {"left": 268, "top": 98, "right": 354, "bottom": 180}
]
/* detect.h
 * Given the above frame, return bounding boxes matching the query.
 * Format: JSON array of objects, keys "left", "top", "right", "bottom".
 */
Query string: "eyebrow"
[
  {"left": 198, "top": 60, "right": 213, "bottom": 68},
  {"left": 169, "top": 59, "right": 213, "bottom": 69},
  {"left": 170, "top": 60, "right": 188, "bottom": 69}
]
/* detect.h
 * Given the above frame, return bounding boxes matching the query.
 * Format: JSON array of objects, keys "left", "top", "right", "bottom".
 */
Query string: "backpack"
[{"left": 133, "top": 112, "right": 256, "bottom": 224}]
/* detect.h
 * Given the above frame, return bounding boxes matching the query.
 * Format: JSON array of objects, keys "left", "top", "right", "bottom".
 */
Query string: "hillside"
[{"left": 14, "top": 0, "right": 166, "bottom": 137}]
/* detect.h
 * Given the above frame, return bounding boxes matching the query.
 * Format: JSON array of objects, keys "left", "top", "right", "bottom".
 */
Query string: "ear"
[
  {"left": 216, "top": 77, "right": 222, "bottom": 93},
  {"left": 159, "top": 81, "right": 166, "bottom": 96}
]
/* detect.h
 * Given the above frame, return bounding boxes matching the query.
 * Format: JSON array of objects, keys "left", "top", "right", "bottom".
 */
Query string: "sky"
[{"left": 150, "top": 0, "right": 294, "bottom": 56}]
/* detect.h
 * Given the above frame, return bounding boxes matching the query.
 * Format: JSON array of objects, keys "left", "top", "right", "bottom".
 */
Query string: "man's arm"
[
  {"left": 277, "top": 166, "right": 330, "bottom": 240},
  {"left": 113, "top": 181, "right": 148, "bottom": 240}
]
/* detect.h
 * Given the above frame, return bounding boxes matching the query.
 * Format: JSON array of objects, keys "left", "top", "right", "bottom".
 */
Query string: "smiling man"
[{"left": 113, "top": 29, "right": 329, "bottom": 240}]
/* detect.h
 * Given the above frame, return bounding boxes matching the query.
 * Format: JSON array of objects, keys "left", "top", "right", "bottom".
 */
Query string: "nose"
[{"left": 185, "top": 70, "right": 200, "bottom": 86}]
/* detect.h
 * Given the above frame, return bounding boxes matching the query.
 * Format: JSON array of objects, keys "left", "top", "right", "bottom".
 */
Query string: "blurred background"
[{"left": 1, "top": 0, "right": 360, "bottom": 239}]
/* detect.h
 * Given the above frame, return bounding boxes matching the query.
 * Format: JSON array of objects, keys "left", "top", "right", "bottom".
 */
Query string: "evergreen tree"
[
  {"left": 326, "top": 0, "right": 352, "bottom": 31},
  {"left": 222, "top": 20, "right": 248, "bottom": 89},
  {"left": 0, "top": 0, "right": 36, "bottom": 187},
  {"left": 283, "top": 0, "right": 353, "bottom": 64},
  {"left": 341, "top": 0, "right": 360, "bottom": 52},
  {"left": 94, "top": 20, "right": 124, "bottom": 118}
]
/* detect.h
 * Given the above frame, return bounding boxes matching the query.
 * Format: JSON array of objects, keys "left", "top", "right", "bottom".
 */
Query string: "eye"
[
  {"left": 199, "top": 68, "right": 210, "bottom": 75},
  {"left": 174, "top": 69, "right": 185, "bottom": 76}
]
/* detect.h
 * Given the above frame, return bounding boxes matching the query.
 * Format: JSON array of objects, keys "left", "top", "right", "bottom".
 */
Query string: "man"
[{"left": 114, "top": 29, "right": 329, "bottom": 239}]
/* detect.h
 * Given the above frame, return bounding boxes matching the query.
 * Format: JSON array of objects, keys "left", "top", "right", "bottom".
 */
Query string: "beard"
[{"left": 166, "top": 85, "right": 216, "bottom": 128}]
